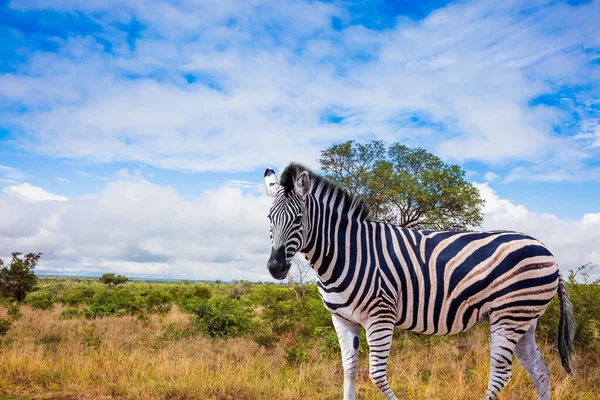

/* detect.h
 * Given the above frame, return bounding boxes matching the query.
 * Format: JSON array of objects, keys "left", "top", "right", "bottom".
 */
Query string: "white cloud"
[
  {"left": 0, "top": 177, "right": 274, "bottom": 281},
  {"left": 3, "top": 183, "right": 68, "bottom": 203},
  {"left": 0, "top": 0, "right": 598, "bottom": 179},
  {"left": 0, "top": 176, "right": 597, "bottom": 281},
  {"left": 582, "top": 213, "right": 600, "bottom": 224},
  {"left": 475, "top": 183, "right": 600, "bottom": 273}
]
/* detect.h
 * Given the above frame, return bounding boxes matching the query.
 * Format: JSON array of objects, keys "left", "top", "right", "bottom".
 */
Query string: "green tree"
[
  {"left": 0, "top": 252, "right": 41, "bottom": 302},
  {"left": 99, "top": 273, "right": 129, "bottom": 288},
  {"left": 319, "top": 140, "right": 484, "bottom": 230}
]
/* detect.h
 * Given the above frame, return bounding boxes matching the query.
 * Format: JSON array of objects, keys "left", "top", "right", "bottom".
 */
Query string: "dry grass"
[{"left": 0, "top": 306, "right": 598, "bottom": 400}]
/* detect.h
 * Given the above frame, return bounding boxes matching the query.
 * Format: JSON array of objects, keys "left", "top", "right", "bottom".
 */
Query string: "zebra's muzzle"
[{"left": 267, "top": 246, "right": 290, "bottom": 280}]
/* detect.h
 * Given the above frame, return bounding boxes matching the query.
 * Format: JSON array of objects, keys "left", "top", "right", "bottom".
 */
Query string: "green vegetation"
[
  {"left": 319, "top": 140, "right": 484, "bottom": 230},
  {"left": 0, "top": 252, "right": 41, "bottom": 302},
  {"left": 4, "top": 265, "right": 598, "bottom": 356},
  {"left": 538, "top": 263, "right": 600, "bottom": 350},
  {"left": 0, "top": 317, "right": 11, "bottom": 336},
  {"left": 99, "top": 272, "right": 129, "bottom": 287},
  {"left": 17, "top": 276, "right": 338, "bottom": 356}
]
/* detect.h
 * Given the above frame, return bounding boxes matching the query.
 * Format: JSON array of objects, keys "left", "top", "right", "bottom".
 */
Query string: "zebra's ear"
[
  {"left": 295, "top": 171, "right": 311, "bottom": 198},
  {"left": 264, "top": 168, "right": 280, "bottom": 197}
]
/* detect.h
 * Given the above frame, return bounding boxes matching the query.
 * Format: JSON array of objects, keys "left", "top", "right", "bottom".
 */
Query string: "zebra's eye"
[{"left": 294, "top": 215, "right": 302, "bottom": 223}]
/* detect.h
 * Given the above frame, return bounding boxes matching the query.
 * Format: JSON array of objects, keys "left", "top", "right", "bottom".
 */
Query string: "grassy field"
[{"left": 1, "top": 303, "right": 599, "bottom": 400}]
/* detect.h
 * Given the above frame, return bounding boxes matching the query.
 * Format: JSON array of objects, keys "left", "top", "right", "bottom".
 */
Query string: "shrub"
[
  {"left": 253, "top": 330, "right": 279, "bottom": 349},
  {"left": 0, "top": 317, "right": 11, "bottom": 336},
  {"left": 284, "top": 342, "right": 310, "bottom": 366},
  {"left": 25, "top": 290, "right": 55, "bottom": 310},
  {"left": 81, "top": 326, "right": 105, "bottom": 354},
  {"left": 191, "top": 297, "right": 253, "bottom": 338},
  {"left": 259, "top": 285, "right": 333, "bottom": 338},
  {"left": 153, "top": 323, "right": 196, "bottom": 349},
  {"left": 538, "top": 264, "right": 600, "bottom": 350},
  {"left": 136, "top": 312, "right": 150, "bottom": 326},
  {"left": 193, "top": 286, "right": 212, "bottom": 300},
  {"left": 56, "top": 286, "right": 95, "bottom": 306},
  {"left": 313, "top": 326, "right": 340, "bottom": 358},
  {"left": 6, "top": 304, "right": 22, "bottom": 321},
  {"left": 144, "top": 290, "right": 172, "bottom": 315},
  {"left": 178, "top": 297, "right": 204, "bottom": 314},
  {"left": 60, "top": 308, "right": 82, "bottom": 320},
  {"left": 228, "top": 281, "right": 252, "bottom": 300}
]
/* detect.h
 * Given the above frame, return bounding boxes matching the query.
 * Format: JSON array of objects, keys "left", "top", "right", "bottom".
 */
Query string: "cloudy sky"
[{"left": 0, "top": 0, "right": 599, "bottom": 281}]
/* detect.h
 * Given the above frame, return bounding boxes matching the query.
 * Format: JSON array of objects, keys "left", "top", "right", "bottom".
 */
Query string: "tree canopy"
[
  {"left": 99, "top": 273, "right": 129, "bottom": 288},
  {"left": 319, "top": 140, "right": 484, "bottom": 231},
  {"left": 0, "top": 252, "right": 41, "bottom": 302}
]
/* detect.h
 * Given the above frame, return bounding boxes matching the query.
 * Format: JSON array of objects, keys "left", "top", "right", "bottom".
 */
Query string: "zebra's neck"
[{"left": 300, "top": 188, "right": 364, "bottom": 286}]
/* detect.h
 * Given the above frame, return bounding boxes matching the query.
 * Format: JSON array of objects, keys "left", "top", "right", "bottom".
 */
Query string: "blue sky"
[{"left": 0, "top": 0, "right": 599, "bottom": 280}]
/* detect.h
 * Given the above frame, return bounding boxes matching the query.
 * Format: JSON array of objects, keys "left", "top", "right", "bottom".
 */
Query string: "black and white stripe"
[{"left": 264, "top": 163, "right": 575, "bottom": 400}]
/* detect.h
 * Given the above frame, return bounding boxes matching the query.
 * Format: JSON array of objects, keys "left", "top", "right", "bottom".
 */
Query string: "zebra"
[{"left": 263, "top": 162, "right": 575, "bottom": 400}]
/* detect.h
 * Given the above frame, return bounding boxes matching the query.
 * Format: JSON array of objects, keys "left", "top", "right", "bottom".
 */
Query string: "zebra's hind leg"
[
  {"left": 515, "top": 321, "right": 551, "bottom": 400},
  {"left": 366, "top": 322, "right": 398, "bottom": 400},
  {"left": 485, "top": 320, "right": 532, "bottom": 400}
]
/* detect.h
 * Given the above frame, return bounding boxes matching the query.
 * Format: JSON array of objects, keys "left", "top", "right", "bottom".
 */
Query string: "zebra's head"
[{"left": 264, "top": 166, "right": 311, "bottom": 280}]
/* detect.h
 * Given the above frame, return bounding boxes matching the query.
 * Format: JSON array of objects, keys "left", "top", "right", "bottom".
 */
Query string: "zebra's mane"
[{"left": 279, "top": 162, "right": 372, "bottom": 222}]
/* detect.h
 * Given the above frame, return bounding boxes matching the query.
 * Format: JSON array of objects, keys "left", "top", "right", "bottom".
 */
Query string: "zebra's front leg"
[
  {"left": 366, "top": 322, "right": 398, "bottom": 400},
  {"left": 332, "top": 314, "right": 362, "bottom": 400}
]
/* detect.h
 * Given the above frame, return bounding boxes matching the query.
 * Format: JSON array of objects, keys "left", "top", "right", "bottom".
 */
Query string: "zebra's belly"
[
  {"left": 394, "top": 304, "right": 490, "bottom": 336},
  {"left": 392, "top": 287, "right": 495, "bottom": 336}
]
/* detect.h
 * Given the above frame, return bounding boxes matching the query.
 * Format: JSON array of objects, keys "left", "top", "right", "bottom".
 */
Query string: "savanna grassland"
[{"left": 1, "top": 268, "right": 599, "bottom": 400}]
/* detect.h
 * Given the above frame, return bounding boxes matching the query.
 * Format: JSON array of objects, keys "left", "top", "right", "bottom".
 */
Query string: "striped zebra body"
[
  {"left": 264, "top": 163, "right": 575, "bottom": 400},
  {"left": 313, "top": 226, "right": 559, "bottom": 336}
]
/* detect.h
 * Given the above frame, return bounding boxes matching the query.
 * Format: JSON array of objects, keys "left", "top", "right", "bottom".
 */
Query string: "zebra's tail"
[{"left": 557, "top": 275, "right": 576, "bottom": 375}]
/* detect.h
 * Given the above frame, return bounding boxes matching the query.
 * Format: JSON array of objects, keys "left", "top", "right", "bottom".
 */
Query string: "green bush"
[
  {"left": 191, "top": 297, "right": 253, "bottom": 338},
  {"left": 55, "top": 286, "right": 95, "bottom": 306},
  {"left": 253, "top": 330, "right": 279, "bottom": 349},
  {"left": 284, "top": 342, "right": 310, "bottom": 366},
  {"left": 178, "top": 297, "right": 205, "bottom": 314},
  {"left": 259, "top": 284, "right": 333, "bottom": 338},
  {"left": 313, "top": 326, "right": 340, "bottom": 358},
  {"left": 6, "top": 304, "right": 22, "bottom": 321},
  {"left": 193, "top": 286, "right": 212, "bottom": 300},
  {"left": 0, "top": 317, "right": 11, "bottom": 336},
  {"left": 153, "top": 323, "right": 196, "bottom": 349},
  {"left": 25, "top": 290, "right": 54, "bottom": 310},
  {"left": 81, "top": 326, "right": 105, "bottom": 354},
  {"left": 60, "top": 308, "right": 82, "bottom": 320},
  {"left": 144, "top": 290, "right": 172, "bottom": 315},
  {"left": 228, "top": 281, "right": 252, "bottom": 300},
  {"left": 538, "top": 264, "right": 600, "bottom": 350}
]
